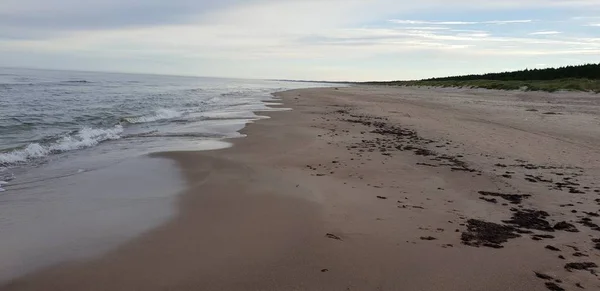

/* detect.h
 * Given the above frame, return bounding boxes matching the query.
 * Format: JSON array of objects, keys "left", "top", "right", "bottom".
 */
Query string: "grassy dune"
[{"left": 365, "top": 79, "right": 600, "bottom": 93}]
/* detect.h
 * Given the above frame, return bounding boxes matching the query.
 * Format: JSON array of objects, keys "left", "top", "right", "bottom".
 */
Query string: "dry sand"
[{"left": 2, "top": 86, "right": 600, "bottom": 291}]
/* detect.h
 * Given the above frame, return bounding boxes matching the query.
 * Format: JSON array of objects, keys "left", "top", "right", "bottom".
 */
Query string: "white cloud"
[
  {"left": 391, "top": 20, "right": 475, "bottom": 25},
  {"left": 404, "top": 26, "right": 451, "bottom": 30},
  {"left": 487, "top": 20, "right": 534, "bottom": 24},
  {"left": 529, "top": 31, "right": 562, "bottom": 35},
  {"left": 390, "top": 19, "right": 533, "bottom": 25}
]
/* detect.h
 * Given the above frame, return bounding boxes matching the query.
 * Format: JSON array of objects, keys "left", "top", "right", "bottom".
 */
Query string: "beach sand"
[{"left": 2, "top": 86, "right": 600, "bottom": 290}]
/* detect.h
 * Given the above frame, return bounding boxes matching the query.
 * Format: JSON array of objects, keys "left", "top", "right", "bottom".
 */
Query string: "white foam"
[
  {"left": 0, "top": 143, "right": 49, "bottom": 164},
  {"left": 48, "top": 125, "right": 123, "bottom": 152},
  {"left": 124, "top": 109, "right": 182, "bottom": 124},
  {"left": 0, "top": 125, "right": 123, "bottom": 166},
  {"left": 0, "top": 181, "right": 6, "bottom": 192}
]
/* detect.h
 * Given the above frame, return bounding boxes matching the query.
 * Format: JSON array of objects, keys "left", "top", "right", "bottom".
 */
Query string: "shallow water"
[{"left": 0, "top": 67, "right": 331, "bottom": 281}]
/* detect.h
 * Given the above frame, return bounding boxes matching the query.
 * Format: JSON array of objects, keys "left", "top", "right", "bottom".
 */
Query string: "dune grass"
[{"left": 364, "top": 78, "right": 600, "bottom": 93}]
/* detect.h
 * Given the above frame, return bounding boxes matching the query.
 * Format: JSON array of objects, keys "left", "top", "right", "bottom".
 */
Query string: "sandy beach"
[{"left": 2, "top": 86, "right": 600, "bottom": 291}]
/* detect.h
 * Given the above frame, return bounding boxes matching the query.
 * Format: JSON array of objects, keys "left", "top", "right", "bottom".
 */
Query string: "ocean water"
[
  {"left": 0, "top": 67, "right": 330, "bottom": 281},
  {"left": 0, "top": 68, "right": 326, "bottom": 180}
]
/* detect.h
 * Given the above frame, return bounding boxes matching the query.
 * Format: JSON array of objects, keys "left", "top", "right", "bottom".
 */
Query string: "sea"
[{"left": 0, "top": 67, "right": 331, "bottom": 281}]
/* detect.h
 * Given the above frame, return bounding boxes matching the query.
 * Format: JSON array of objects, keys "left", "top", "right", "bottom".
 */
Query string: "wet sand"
[
  {"left": 0, "top": 155, "right": 185, "bottom": 282},
  {"left": 2, "top": 86, "right": 600, "bottom": 290}
]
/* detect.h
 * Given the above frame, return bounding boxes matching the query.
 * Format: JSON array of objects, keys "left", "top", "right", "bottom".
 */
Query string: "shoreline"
[{"left": 2, "top": 86, "right": 600, "bottom": 290}]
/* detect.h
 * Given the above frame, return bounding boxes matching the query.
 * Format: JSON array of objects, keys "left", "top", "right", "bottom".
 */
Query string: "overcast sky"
[{"left": 1, "top": 0, "right": 599, "bottom": 81}]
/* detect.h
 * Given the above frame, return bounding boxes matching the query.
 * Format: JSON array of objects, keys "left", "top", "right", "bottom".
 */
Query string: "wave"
[
  {"left": 0, "top": 125, "right": 123, "bottom": 166},
  {"left": 61, "top": 80, "right": 92, "bottom": 83},
  {"left": 122, "top": 109, "right": 183, "bottom": 124}
]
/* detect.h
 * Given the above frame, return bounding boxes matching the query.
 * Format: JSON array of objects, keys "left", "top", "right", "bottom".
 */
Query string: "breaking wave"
[
  {"left": 0, "top": 125, "right": 123, "bottom": 166},
  {"left": 122, "top": 109, "right": 183, "bottom": 124},
  {"left": 0, "top": 180, "right": 7, "bottom": 192}
]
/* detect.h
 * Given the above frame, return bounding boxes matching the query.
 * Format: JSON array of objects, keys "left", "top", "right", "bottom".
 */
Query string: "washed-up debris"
[
  {"left": 461, "top": 219, "right": 520, "bottom": 248},
  {"left": 478, "top": 191, "right": 531, "bottom": 204}
]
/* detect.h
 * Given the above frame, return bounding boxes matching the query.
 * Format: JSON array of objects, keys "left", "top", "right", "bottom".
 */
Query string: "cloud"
[
  {"left": 487, "top": 20, "right": 534, "bottom": 24},
  {"left": 390, "top": 19, "right": 533, "bottom": 25},
  {"left": 2, "top": 0, "right": 595, "bottom": 35},
  {"left": 403, "top": 27, "right": 451, "bottom": 30},
  {"left": 0, "top": 0, "right": 269, "bottom": 39},
  {"left": 1, "top": 0, "right": 600, "bottom": 80},
  {"left": 529, "top": 31, "right": 562, "bottom": 35}
]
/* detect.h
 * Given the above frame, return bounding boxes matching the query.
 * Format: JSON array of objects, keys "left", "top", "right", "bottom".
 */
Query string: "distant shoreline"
[{"left": 361, "top": 63, "right": 600, "bottom": 93}]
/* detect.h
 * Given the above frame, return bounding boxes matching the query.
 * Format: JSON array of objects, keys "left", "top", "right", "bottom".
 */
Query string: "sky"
[{"left": 1, "top": 0, "right": 599, "bottom": 81}]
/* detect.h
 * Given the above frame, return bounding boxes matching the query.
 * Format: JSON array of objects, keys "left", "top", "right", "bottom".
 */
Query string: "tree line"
[{"left": 425, "top": 63, "right": 600, "bottom": 81}]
